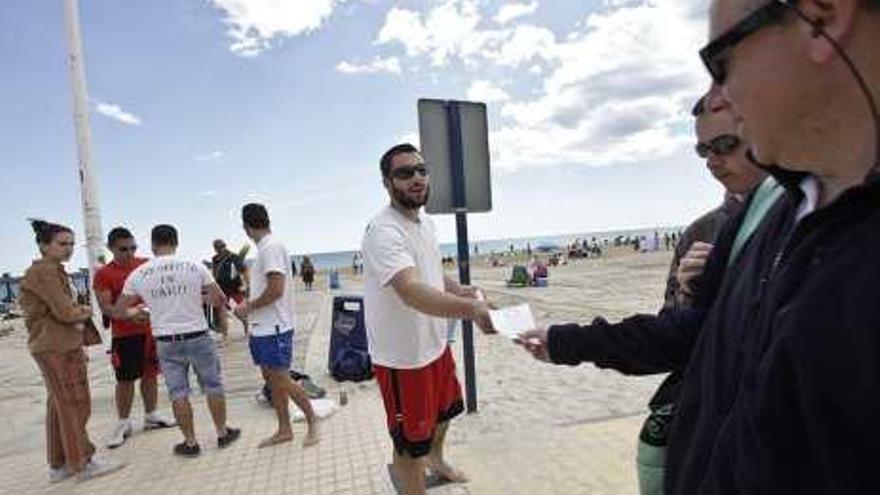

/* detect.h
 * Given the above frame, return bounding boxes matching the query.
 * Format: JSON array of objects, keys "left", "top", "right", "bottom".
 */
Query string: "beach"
[{"left": 1, "top": 246, "right": 672, "bottom": 495}]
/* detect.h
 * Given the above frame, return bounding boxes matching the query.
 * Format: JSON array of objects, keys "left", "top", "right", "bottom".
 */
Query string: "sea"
[
  {"left": 295, "top": 226, "right": 681, "bottom": 270},
  {"left": 0, "top": 227, "right": 681, "bottom": 302}
]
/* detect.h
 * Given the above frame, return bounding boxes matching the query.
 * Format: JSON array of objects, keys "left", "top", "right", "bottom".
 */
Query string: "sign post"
[{"left": 418, "top": 99, "right": 491, "bottom": 413}]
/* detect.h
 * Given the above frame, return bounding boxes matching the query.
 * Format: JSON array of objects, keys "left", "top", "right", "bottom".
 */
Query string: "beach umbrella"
[{"left": 535, "top": 243, "right": 561, "bottom": 253}]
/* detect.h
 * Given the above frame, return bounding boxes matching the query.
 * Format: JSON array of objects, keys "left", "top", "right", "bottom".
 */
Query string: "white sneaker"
[
  {"left": 144, "top": 411, "right": 176, "bottom": 430},
  {"left": 75, "top": 456, "right": 125, "bottom": 482},
  {"left": 106, "top": 419, "right": 133, "bottom": 449},
  {"left": 48, "top": 466, "right": 72, "bottom": 483}
]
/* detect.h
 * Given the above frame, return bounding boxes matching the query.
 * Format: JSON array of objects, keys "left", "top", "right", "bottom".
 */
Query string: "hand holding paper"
[
  {"left": 470, "top": 299, "right": 495, "bottom": 334},
  {"left": 489, "top": 304, "right": 536, "bottom": 340},
  {"left": 516, "top": 327, "right": 550, "bottom": 362}
]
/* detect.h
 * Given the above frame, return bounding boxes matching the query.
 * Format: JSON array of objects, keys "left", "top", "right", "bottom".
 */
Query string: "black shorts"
[{"left": 111, "top": 334, "right": 160, "bottom": 382}]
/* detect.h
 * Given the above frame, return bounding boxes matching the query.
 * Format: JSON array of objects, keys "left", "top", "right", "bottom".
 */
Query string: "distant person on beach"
[
  {"left": 232, "top": 203, "right": 318, "bottom": 449},
  {"left": 517, "top": 91, "right": 775, "bottom": 495},
  {"left": 663, "top": 95, "right": 766, "bottom": 311},
  {"left": 352, "top": 252, "right": 364, "bottom": 275},
  {"left": 20, "top": 220, "right": 125, "bottom": 482},
  {"left": 211, "top": 238, "right": 247, "bottom": 340},
  {"left": 300, "top": 256, "right": 315, "bottom": 291},
  {"left": 527, "top": 255, "right": 548, "bottom": 282},
  {"left": 94, "top": 227, "right": 175, "bottom": 449},
  {"left": 113, "top": 224, "right": 240, "bottom": 458},
  {"left": 362, "top": 143, "right": 494, "bottom": 495}
]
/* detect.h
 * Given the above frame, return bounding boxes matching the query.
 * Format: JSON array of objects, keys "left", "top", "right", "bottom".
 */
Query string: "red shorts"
[{"left": 374, "top": 347, "right": 464, "bottom": 458}]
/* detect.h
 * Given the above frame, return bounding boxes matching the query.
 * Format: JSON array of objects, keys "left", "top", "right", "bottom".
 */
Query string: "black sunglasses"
[
  {"left": 699, "top": 1, "right": 791, "bottom": 84},
  {"left": 117, "top": 245, "right": 138, "bottom": 253},
  {"left": 390, "top": 164, "right": 428, "bottom": 180},
  {"left": 696, "top": 134, "right": 742, "bottom": 158}
]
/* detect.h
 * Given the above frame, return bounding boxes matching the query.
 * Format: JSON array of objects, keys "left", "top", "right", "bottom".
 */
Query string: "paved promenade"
[{"left": 0, "top": 249, "right": 672, "bottom": 494}]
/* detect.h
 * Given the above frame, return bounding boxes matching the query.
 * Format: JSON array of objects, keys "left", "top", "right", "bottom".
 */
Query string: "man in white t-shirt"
[
  {"left": 113, "top": 224, "right": 240, "bottom": 458},
  {"left": 232, "top": 203, "right": 318, "bottom": 449},
  {"left": 362, "top": 143, "right": 494, "bottom": 495}
]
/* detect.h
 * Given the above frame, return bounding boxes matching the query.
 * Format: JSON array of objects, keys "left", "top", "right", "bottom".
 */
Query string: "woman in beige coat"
[{"left": 19, "top": 220, "right": 124, "bottom": 483}]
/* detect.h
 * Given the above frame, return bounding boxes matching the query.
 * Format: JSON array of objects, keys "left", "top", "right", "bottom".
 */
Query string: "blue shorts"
[
  {"left": 249, "top": 329, "right": 294, "bottom": 370},
  {"left": 156, "top": 332, "right": 224, "bottom": 401}
]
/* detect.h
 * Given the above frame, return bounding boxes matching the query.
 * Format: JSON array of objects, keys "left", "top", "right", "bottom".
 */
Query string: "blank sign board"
[{"left": 418, "top": 99, "right": 492, "bottom": 214}]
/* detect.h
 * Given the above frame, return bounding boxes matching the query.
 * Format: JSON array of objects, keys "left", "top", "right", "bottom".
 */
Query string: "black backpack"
[{"left": 215, "top": 255, "right": 242, "bottom": 291}]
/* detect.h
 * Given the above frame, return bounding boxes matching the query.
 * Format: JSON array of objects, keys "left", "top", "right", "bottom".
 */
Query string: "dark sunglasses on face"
[
  {"left": 699, "top": 1, "right": 790, "bottom": 84},
  {"left": 695, "top": 134, "right": 742, "bottom": 158},
  {"left": 390, "top": 164, "right": 428, "bottom": 180},
  {"left": 117, "top": 245, "right": 137, "bottom": 253}
]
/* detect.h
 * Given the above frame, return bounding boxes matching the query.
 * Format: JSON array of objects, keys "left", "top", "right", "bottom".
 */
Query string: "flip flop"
[{"left": 258, "top": 434, "right": 293, "bottom": 449}]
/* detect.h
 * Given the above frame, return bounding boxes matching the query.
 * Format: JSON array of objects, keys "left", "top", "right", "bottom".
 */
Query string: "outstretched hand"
[
  {"left": 515, "top": 328, "right": 550, "bottom": 362},
  {"left": 470, "top": 300, "right": 497, "bottom": 334},
  {"left": 458, "top": 285, "right": 483, "bottom": 300},
  {"left": 129, "top": 307, "right": 151, "bottom": 324},
  {"left": 232, "top": 301, "right": 250, "bottom": 320}
]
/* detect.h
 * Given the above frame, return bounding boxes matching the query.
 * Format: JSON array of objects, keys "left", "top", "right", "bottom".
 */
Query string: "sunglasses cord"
[
  {"left": 750, "top": 7, "right": 880, "bottom": 180},
  {"left": 793, "top": 6, "right": 880, "bottom": 174}
]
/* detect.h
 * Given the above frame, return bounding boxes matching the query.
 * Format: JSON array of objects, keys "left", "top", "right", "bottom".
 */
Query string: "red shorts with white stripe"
[{"left": 373, "top": 347, "right": 464, "bottom": 458}]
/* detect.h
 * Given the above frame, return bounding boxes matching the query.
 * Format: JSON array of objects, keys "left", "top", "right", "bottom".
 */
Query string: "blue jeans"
[{"left": 156, "top": 333, "right": 224, "bottom": 401}]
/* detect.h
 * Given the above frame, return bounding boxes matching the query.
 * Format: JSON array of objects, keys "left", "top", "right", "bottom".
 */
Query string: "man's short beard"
[{"left": 393, "top": 184, "right": 430, "bottom": 210}]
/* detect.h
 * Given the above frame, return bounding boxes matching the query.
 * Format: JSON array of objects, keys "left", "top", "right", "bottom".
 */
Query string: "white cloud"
[
  {"left": 374, "top": 1, "right": 554, "bottom": 69},
  {"left": 365, "top": 0, "right": 710, "bottom": 171},
  {"left": 376, "top": 1, "right": 488, "bottom": 67},
  {"left": 377, "top": 8, "right": 431, "bottom": 57},
  {"left": 487, "top": 0, "right": 708, "bottom": 170},
  {"left": 94, "top": 101, "right": 141, "bottom": 126},
  {"left": 335, "top": 56, "right": 402, "bottom": 75},
  {"left": 602, "top": 0, "right": 643, "bottom": 7},
  {"left": 494, "top": 1, "right": 539, "bottom": 24},
  {"left": 195, "top": 150, "right": 225, "bottom": 161},
  {"left": 209, "top": 0, "right": 346, "bottom": 56},
  {"left": 467, "top": 80, "right": 510, "bottom": 102},
  {"left": 493, "top": 24, "right": 556, "bottom": 67}
]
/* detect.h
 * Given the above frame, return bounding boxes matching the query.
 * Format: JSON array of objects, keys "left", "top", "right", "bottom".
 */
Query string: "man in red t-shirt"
[{"left": 94, "top": 227, "right": 174, "bottom": 448}]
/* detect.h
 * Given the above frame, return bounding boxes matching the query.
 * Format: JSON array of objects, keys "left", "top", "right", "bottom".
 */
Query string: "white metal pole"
[{"left": 62, "top": 0, "right": 104, "bottom": 318}]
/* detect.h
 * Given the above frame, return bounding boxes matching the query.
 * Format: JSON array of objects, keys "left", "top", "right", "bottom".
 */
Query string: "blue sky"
[{"left": 1, "top": 0, "right": 719, "bottom": 274}]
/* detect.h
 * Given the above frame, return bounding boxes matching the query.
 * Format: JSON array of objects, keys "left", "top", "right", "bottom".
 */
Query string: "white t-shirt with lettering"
[
  {"left": 122, "top": 255, "right": 214, "bottom": 337},
  {"left": 248, "top": 234, "right": 297, "bottom": 337},
  {"left": 362, "top": 206, "right": 446, "bottom": 369}
]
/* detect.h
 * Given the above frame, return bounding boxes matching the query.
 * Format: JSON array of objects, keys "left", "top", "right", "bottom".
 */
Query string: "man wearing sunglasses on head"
[
  {"left": 361, "top": 143, "right": 495, "bottom": 495},
  {"left": 94, "top": 227, "right": 175, "bottom": 449}
]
